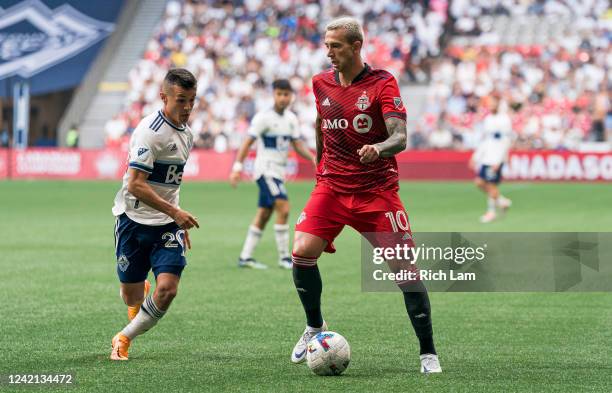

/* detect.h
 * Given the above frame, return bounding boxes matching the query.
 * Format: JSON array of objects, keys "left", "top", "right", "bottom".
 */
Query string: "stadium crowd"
[
  {"left": 105, "top": 0, "right": 448, "bottom": 150},
  {"left": 415, "top": 0, "right": 610, "bottom": 150},
  {"left": 105, "top": 0, "right": 610, "bottom": 152}
]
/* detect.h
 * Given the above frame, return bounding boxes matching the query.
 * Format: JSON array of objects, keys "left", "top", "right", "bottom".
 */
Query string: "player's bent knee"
[
  {"left": 274, "top": 201, "right": 290, "bottom": 218},
  {"left": 277, "top": 211, "right": 290, "bottom": 223},
  {"left": 292, "top": 231, "right": 326, "bottom": 258},
  {"left": 157, "top": 285, "right": 178, "bottom": 298},
  {"left": 291, "top": 235, "right": 310, "bottom": 255},
  {"left": 154, "top": 284, "right": 178, "bottom": 306}
]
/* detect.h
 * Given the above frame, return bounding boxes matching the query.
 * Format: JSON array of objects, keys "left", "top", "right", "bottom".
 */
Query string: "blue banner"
[{"left": 0, "top": 0, "right": 124, "bottom": 96}]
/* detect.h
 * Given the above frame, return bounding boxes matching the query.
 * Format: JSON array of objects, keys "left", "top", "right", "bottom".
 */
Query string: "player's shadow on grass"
[
  {"left": 137, "top": 351, "right": 238, "bottom": 362},
  {"left": 334, "top": 368, "right": 434, "bottom": 379},
  {"left": 72, "top": 353, "right": 117, "bottom": 364},
  {"left": 74, "top": 352, "right": 239, "bottom": 364}
]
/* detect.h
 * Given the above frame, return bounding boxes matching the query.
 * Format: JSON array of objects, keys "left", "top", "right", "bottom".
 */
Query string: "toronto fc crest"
[{"left": 355, "top": 91, "right": 371, "bottom": 111}]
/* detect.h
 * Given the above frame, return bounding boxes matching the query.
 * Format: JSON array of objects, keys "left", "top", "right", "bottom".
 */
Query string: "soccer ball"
[{"left": 306, "top": 331, "right": 351, "bottom": 376}]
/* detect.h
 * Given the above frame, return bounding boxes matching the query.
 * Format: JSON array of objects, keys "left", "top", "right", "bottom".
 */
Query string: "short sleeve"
[
  {"left": 128, "top": 127, "right": 157, "bottom": 174},
  {"left": 247, "top": 113, "right": 266, "bottom": 138},
  {"left": 379, "top": 76, "right": 407, "bottom": 121}
]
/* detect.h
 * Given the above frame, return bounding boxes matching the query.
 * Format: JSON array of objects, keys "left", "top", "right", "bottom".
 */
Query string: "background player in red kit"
[{"left": 289, "top": 17, "right": 441, "bottom": 374}]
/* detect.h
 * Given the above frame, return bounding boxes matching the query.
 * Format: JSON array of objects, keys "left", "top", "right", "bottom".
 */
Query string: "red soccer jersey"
[{"left": 313, "top": 64, "right": 406, "bottom": 193}]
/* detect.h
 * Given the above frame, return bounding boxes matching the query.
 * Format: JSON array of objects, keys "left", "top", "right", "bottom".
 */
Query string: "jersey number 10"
[{"left": 384, "top": 210, "right": 410, "bottom": 233}]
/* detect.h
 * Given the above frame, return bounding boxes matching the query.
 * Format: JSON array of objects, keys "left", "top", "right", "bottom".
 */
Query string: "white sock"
[
  {"left": 121, "top": 295, "right": 166, "bottom": 339},
  {"left": 487, "top": 197, "right": 496, "bottom": 213},
  {"left": 240, "top": 225, "right": 262, "bottom": 260},
  {"left": 497, "top": 195, "right": 509, "bottom": 204},
  {"left": 274, "top": 224, "right": 290, "bottom": 260}
]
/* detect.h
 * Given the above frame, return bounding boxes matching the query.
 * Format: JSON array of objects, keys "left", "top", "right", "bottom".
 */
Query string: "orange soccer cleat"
[
  {"left": 127, "top": 280, "right": 151, "bottom": 321},
  {"left": 110, "top": 333, "right": 131, "bottom": 361}
]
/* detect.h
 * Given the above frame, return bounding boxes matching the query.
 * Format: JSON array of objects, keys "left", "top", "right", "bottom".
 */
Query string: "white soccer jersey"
[
  {"left": 112, "top": 110, "right": 193, "bottom": 226},
  {"left": 473, "top": 113, "right": 513, "bottom": 166},
  {"left": 248, "top": 108, "right": 300, "bottom": 180}
]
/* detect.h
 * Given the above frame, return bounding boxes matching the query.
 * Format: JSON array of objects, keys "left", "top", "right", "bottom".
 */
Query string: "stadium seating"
[{"left": 417, "top": 0, "right": 610, "bottom": 150}]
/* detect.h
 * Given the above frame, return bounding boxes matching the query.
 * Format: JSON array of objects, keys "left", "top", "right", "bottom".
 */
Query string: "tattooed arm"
[{"left": 357, "top": 117, "right": 407, "bottom": 163}]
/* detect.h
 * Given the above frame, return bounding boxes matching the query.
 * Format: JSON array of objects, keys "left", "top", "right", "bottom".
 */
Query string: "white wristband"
[
  {"left": 232, "top": 161, "right": 244, "bottom": 173},
  {"left": 372, "top": 145, "right": 380, "bottom": 156}
]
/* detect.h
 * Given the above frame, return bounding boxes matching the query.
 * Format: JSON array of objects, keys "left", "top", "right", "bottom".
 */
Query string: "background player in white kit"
[
  {"left": 230, "top": 79, "right": 316, "bottom": 269},
  {"left": 110, "top": 69, "right": 199, "bottom": 360},
  {"left": 470, "top": 97, "right": 513, "bottom": 223}
]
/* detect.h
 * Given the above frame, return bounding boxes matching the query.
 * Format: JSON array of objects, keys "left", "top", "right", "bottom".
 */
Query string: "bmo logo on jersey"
[
  {"left": 322, "top": 115, "right": 372, "bottom": 133},
  {"left": 353, "top": 114, "right": 373, "bottom": 133},
  {"left": 321, "top": 118, "right": 349, "bottom": 130}
]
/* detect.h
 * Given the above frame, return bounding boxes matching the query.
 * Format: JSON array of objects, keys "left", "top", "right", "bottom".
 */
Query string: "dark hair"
[
  {"left": 272, "top": 79, "right": 292, "bottom": 92},
  {"left": 164, "top": 68, "right": 197, "bottom": 90}
]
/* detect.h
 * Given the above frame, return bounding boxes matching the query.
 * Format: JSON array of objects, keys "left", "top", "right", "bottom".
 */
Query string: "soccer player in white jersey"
[
  {"left": 110, "top": 69, "right": 199, "bottom": 360},
  {"left": 230, "top": 79, "right": 316, "bottom": 269},
  {"left": 470, "top": 97, "right": 513, "bottom": 223}
]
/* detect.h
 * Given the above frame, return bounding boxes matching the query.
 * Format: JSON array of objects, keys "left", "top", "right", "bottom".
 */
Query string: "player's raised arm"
[
  {"left": 127, "top": 168, "right": 199, "bottom": 229},
  {"left": 229, "top": 136, "right": 256, "bottom": 187}
]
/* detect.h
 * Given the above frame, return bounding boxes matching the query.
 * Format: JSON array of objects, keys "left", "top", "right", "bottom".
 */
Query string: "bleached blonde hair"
[{"left": 325, "top": 16, "right": 364, "bottom": 44}]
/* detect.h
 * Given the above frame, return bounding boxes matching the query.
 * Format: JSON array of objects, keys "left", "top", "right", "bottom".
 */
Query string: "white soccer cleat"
[
  {"left": 291, "top": 321, "right": 327, "bottom": 364},
  {"left": 238, "top": 258, "right": 268, "bottom": 269},
  {"left": 279, "top": 257, "right": 292, "bottom": 269},
  {"left": 479, "top": 211, "right": 497, "bottom": 223},
  {"left": 420, "top": 353, "right": 442, "bottom": 374},
  {"left": 498, "top": 197, "right": 512, "bottom": 211}
]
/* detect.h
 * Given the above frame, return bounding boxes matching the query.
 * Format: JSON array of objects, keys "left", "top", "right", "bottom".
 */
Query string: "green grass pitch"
[{"left": 0, "top": 180, "right": 610, "bottom": 392}]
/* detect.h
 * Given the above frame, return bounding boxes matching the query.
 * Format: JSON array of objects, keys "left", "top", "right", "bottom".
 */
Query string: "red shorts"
[{"left": 295, "top": 184, "right": 413, "bottom": 253}]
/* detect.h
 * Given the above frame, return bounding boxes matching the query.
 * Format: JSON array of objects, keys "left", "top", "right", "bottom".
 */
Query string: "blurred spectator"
[
  {"left": 592, "top": 85, "right": 609, "bottom": 142},
  {"left": 1, "top": 121, "right": 9, "bottom": 148},
  {"left": 409, "top": 126, "right": 428, "bottom": 149},
  {"left": 66, "top": 124, "right": 79, "bottom": 148},
  {"left": 429, "top": 113, "right": 457, "bottom": 149}
]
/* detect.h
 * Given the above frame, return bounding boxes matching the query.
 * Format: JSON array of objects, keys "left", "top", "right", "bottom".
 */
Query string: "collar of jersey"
[
  {"left": 270, "top": 108, "right": 287, "bottom": 117},
  {"left": 334, "top": 63, "right": 371, "bottom": 86},
  {"left": 158, "top": 110, "right": 186, "bottom": 131}
]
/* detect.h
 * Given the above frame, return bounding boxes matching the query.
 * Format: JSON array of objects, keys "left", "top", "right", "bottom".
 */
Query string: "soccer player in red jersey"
[{"left": 289, "top": 17, "right": 441, "bottom": 373}]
